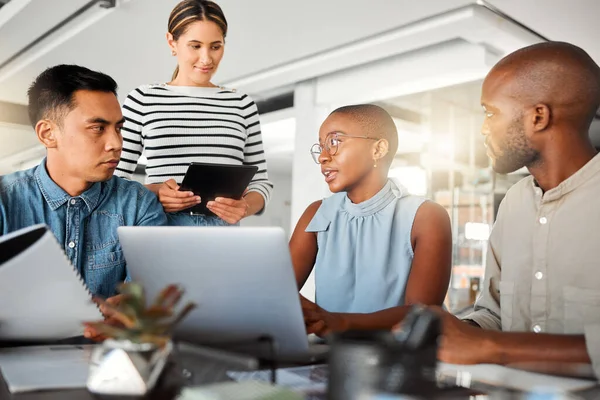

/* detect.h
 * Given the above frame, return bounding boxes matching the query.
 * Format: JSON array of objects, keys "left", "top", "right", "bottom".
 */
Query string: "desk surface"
[{"left": 1, "top": 347, "right": 599, "bottom": 400}]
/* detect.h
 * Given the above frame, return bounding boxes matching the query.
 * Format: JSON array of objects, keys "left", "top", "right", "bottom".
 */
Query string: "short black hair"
[
  {"left": 331, "top": 104, "right": 399, "bottom": 158},
  {"left": 27, "top": 64, "right": 118, "bottom": 128}
]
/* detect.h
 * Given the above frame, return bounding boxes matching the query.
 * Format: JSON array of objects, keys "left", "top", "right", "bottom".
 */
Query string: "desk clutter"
[
  {"left": 0, "top": 227, "right": 597, "bottom": 399},
  {"left": 0, "top": 341, "right": 597, "bottom": 399}
]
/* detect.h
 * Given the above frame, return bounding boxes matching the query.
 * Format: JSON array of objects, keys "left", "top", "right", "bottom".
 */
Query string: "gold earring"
[
  {"left": 373, "top": 160, "right": 377, "bottom": 168},
  {"left": 172, "top": 50, "right": 177, "bottom": 56}
]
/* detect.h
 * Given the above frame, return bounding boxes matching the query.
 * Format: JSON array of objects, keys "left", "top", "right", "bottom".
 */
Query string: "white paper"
[
  {"left": 229, "top": 363, "right": 598, "bottom": 395},
  {"left": 0, "top": 345, "right": 94, "bottom": 392},
  {"left": 0, "top": 225, "right": 102, "bottom": 340},
  {"left": 438, "top": 362, "right": 597, "bottom": 393}
]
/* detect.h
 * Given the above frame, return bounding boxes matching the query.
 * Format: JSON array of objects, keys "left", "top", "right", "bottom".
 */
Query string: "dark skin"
[
  {"left": 437, "top": 42, "right": 600, "bottom": 366},
  {"left": 434, "top": 307, "right": 591, "bottom": 365},
  {"left": 290, "top": 112, "right": 453, "bottom": 336}
]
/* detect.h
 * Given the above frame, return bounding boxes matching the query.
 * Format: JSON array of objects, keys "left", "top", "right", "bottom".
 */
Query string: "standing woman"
[{"left": 116, "top": 0, "right": 272, "bottom": 226}]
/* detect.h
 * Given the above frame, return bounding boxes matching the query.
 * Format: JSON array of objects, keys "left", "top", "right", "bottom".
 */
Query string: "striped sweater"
[{"left": 115, "top": 84, "right": 273, "bottom": 204}]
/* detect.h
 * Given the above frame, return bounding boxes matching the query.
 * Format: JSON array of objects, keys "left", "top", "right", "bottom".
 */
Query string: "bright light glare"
[
  {"left": 388, "top": 166, "right": 427, "bottom": 195},
  {"left": 464, "top": 222, "right": 490, "bottom": 240}
]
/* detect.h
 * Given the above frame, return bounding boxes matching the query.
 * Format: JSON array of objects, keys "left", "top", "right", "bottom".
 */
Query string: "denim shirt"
[{"left": 0, "top": 159, "right": 167, "bottom": 298}]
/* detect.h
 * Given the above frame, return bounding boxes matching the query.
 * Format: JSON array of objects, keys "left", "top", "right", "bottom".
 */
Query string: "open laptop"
[{"left": 117, "top": 226, "right": 323, "bottom": 361}]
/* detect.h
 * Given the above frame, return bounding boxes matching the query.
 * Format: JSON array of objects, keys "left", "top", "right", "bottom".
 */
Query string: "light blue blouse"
[{"left": 306, "top": 179, "right": 427, "bottom": 313}]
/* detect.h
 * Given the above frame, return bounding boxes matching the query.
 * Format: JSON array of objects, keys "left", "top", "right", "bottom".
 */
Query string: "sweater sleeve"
[
  {"left": 116, "top": 87, "right": 146, "bottom": 180},
  {"left": 241, "top": 94, "right": 273, "bottom": 210}
]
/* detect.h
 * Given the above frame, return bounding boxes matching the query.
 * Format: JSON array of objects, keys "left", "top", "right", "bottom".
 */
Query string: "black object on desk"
[
  {"left": 179, "top": 162, "right": 258, "bottom": 216},
  {"left": 327, "top": 305, "right": 441, "bottom": 400}
]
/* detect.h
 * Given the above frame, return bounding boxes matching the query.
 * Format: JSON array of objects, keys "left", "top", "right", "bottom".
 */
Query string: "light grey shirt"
[{"left": 466, "top": 153, "right": 600, "bottom": 379}]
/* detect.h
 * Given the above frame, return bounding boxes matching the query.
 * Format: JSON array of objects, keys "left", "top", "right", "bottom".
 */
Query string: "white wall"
[{"left": 241, "top": 171, "right": 292, "bottom": 236}]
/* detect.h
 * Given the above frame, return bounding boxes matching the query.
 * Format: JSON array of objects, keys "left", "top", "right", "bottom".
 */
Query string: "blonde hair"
[{"left": 168, "top": 0, "right": 228, "bottom": 80}]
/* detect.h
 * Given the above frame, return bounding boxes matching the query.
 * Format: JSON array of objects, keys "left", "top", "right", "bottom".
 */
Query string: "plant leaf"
[
  {"left": 117, "top": 282, "right": 146, "bottom": 314},
  {"left": 83, "top": 322, "right": 132, "bottom": 340},
  {"left": 142, "top": 306, "right": 173, "bottom": 319},
  {"left": 152, "top": 284, "right": 185, "bottom": 308},
  {"left": 94, "top": 297, "right": 137, "bottom": 329}
]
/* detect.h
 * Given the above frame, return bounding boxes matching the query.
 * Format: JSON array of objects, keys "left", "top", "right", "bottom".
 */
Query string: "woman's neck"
[
  {"left": 168, "top": 75, "right": 217, "bottom": 88},
  {"left": 346, "top": 173, "right": 389, "bottom": 204}
]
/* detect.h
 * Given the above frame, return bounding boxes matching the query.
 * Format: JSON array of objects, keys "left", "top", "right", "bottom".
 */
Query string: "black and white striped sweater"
[{"left": 115, "top": 84, "right": 273, "bottom": 204}]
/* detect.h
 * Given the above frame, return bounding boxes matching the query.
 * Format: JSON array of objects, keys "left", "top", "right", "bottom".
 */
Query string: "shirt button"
[
  {"left": 532, "top": 324, "right": 542, "bottom": 333},
  {"left": 539, "top": 217, "right": 547, "bottom": 224},
  {"left": 70, "top": 199, "right": 76, "bottom": 205},
  {"left": 68, "top": 241, "right": 75, "bottom": 249},
  {"left": 534, "top": 271, "right": 543, "bottom": 280}
]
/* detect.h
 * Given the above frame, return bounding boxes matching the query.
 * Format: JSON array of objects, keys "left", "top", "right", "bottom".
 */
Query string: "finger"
[
  {"left": 161, "top": 190, "right": 198, "bottom": 199},
  {"left": 206, "top": 204, "right": 244, "bottom": 219},
  {"left": 213, "top": 197, "right": 242, "bottom": 206},
  {"left": 164, "top": 179, "right": 180, "bottom": 190},
  {"left": 207, "top": 205, "right": 244, "bottom": 222},
  {"left": 208, "top": 208, "right": 242, "bottom": 225},
  {"left": 161, "top": 197, "right": 201, "bottom": 207}
]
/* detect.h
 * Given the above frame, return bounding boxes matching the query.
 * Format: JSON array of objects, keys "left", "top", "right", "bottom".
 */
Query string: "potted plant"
[{"left": 84, "top": 282, "right": 196, "bottom": 396}]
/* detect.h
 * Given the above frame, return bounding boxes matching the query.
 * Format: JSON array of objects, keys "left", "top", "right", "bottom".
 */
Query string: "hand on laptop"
[
  {"left": 83, "top": 294, "right": 125, "bottom": 341},
  {"left": 158, "top": 179, "right": 201, "bottom": 213},
  {"left": 206, "top": 195, "right": 249, "bottom": 224},
  {"left": 300, "top": 296, "right": 349, "bottom": 337}
]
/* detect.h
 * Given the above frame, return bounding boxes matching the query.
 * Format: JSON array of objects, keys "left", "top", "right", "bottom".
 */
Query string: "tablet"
[{"left": 179, "top": 162, "right": 258, "bottom": 216}]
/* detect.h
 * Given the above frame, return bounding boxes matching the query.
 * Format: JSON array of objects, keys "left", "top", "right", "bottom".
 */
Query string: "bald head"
[
  {"left": 330, "top": 104, "right": 398, "bottom": 160},
  {"left": 487, "top": 41, "right": 600, "bottom": 129}
]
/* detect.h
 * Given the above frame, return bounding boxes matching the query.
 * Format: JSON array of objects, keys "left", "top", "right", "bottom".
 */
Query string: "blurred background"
[{"left": 1, "top": 0, "right": 599, "bottom": 311}]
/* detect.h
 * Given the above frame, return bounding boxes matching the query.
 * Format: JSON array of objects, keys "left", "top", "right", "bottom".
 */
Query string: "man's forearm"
[
  {"left": 339, "top": 306, "right": 412, "bottom": 331},
  {"left": 485, "top": 331, "right": 591, "bottom": 365}
]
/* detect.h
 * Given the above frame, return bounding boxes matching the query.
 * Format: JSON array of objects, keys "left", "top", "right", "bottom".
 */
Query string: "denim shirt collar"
[{"left": 34, "top": 158, "right": 102, "bottom": 213}]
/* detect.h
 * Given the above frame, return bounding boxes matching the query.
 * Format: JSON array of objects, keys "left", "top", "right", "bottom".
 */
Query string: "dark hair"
[
  {"left": 331, "top": 104, "right": 399, "bottom": 158},
  {"left": 168, "top": 0, "right": 228, "bottom": 80},
  {"left": 27, "top": 64, "right": 118, "bottom": 128}
]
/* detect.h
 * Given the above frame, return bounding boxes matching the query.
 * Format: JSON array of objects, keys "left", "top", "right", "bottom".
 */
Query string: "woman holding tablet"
[{"left": 116, "top": 0, "right": 272, "bottom": 226}]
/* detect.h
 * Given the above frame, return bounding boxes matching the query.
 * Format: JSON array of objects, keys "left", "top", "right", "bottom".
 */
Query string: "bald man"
[{"left": 436, "top": 41, "right": 600, "bottom": 378}]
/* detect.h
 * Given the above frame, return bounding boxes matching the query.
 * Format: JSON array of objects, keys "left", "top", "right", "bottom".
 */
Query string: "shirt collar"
[
  {"left": 34, "top": 158, "right": 102, "bottom": 212},
  {"left": 532, "top": 152, "right": 600, "bottom": 202}
]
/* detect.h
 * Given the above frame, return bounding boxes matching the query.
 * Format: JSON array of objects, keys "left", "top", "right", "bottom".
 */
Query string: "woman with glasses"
[
  {"left": 290, "top": 104, "right": 452, "bottom": 336},
  {"left": 115, "top": 0, "right": 272, "bottom": 226}
]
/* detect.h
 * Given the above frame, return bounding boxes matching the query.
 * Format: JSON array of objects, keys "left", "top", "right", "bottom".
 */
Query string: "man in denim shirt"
[{"left": 0, "top": 65, "right": 167, "bottom": 300}]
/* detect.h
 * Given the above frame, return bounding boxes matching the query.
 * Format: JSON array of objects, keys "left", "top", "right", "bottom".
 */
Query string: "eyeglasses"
[{"left": 310, "top": 132, "right": 378, "bottom": 164}]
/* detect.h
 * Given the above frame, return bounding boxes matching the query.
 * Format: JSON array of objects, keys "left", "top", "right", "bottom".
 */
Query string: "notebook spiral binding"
[{"left": 45, "top": 227, "right": 104, "bottom": 317}]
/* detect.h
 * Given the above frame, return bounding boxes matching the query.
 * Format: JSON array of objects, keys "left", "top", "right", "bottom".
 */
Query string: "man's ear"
[
  {"left": 530, "top": 103, "right": 551, "bottom": 132},
  {"left": 36, "top": 120, "right": 58, "bottom": 149},
  {"left": 373, "top": 139, "right": 389, "bottom": 162}
]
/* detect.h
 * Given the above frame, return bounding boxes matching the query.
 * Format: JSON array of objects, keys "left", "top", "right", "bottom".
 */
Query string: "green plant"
[{"left": 84, "top": 282, "right": 196, "bottom": 347}]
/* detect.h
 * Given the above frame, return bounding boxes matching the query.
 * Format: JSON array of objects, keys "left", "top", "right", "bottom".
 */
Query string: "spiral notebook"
[{"left": 0, "top": 224, "right": 102, "bottom": 341}]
